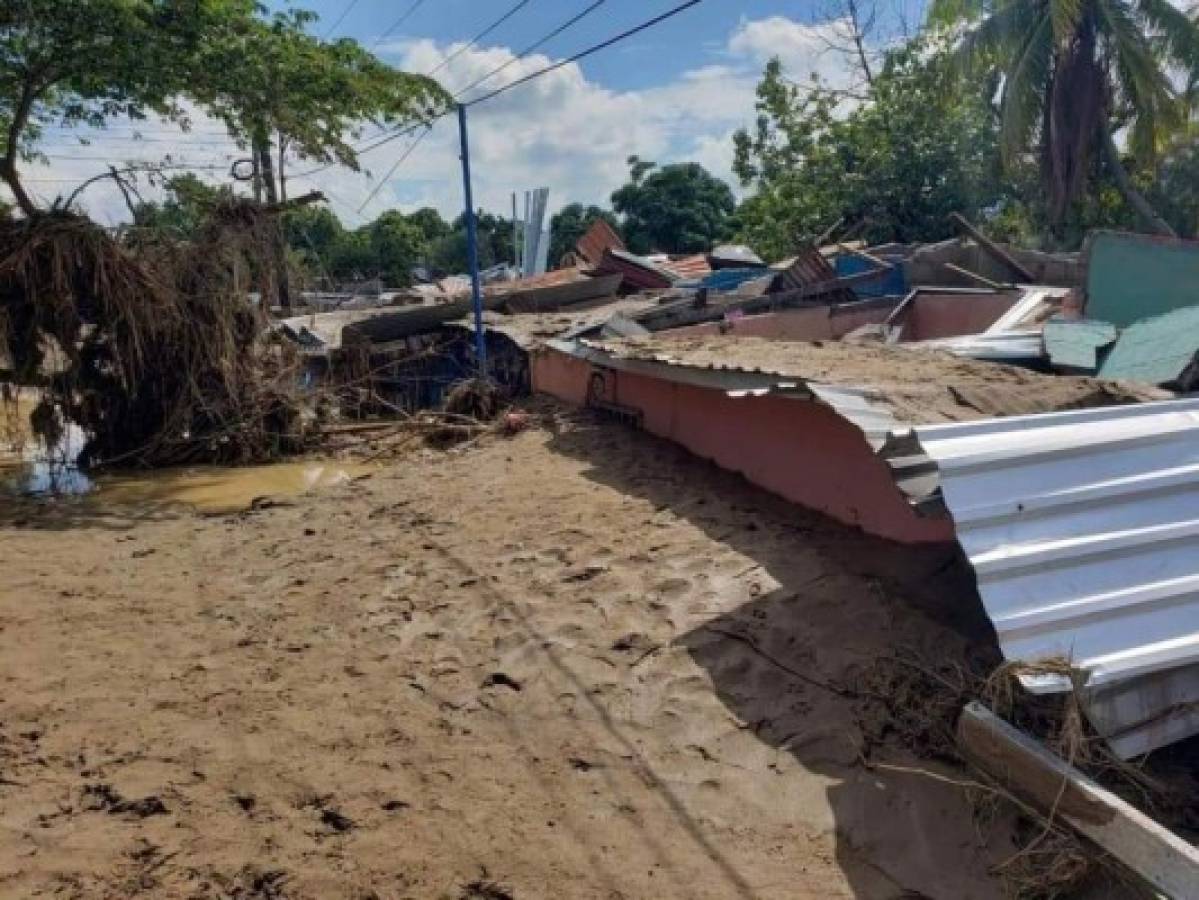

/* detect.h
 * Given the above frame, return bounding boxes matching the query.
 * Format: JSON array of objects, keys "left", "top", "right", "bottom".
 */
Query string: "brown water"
[
  {"left": 93, "top": 461, "right": 373, "bottom": 513},
  {"left": 2, "top": 392, "right": 372, "bottom": 513},
  {"left": 3, "top": 457, "right": 372, "bottom": 513}
]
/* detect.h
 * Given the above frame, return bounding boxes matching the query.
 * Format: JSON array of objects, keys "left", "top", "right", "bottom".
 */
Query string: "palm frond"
[
  {"left": 1097, "top": 0, "right": 1180, "bottom": 163},
  {"left": 1050, "top": 0, "right": 1086, "bottom": 46},
  {"left": 1000, "top": 13, "right": 1054, "bottom": 165},
  {"left": 1135, "top": 0, "right": 1199, "bottom": 76},
  {"left": 927, "top": 0, "right": 989, "bottom": 27},
  {"left": 955, "top": 0, "right": 1044, "bottom": 76},
  {"left": 1098, "top": 0, "right": 1176, "bottom": 109}
]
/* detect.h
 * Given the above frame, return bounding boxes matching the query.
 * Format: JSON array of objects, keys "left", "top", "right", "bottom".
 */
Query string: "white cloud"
[
  {"left": 728, "top": 15, "right": 867, "bottom": 87},
  {"left": 11, "top": 15, "right": 862, "bottom": 225}
]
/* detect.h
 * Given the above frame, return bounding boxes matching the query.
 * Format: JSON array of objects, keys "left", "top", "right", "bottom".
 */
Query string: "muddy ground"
[{"left": 0, "top": 406, "right": 1121, "bottom": 899}]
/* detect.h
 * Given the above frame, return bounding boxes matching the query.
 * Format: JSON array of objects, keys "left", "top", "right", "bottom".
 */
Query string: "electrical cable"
[
  {"left": 322, "top": 0, "right": 362, "bottom": 38},
  {"left": 465, "top": 0, "right": 701, "bottom": 106},
  {"left": 450, "top": 0, "right": 607, "bottom": 99},
  {"left": 269, "top": 2, "right": 703, "bottom": 203},
  {"left": 356, "top": 124, "right": 433, "bottom": 212},
  {"left": 426, "top": 0, "right": 533, "bottom": 78},
  {"left": 371, "top": 0, "right": 428, "bottom": 50}
]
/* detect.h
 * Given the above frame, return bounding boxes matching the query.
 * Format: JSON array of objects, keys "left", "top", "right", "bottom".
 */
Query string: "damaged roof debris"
[
  {"left": 279, "top": 217, "right": 1199, "bottom": 774},
  {"left": 15, "top": 202, "right": 1199, "bottom": 896}
]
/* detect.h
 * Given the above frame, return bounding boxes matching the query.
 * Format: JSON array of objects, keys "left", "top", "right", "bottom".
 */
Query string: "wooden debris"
[
  {"left": 957, "top": 701, "right": 1199, "bottom": 898},
  {"left": 949, "top": 212, "right": 1036, "bottom": 283}
]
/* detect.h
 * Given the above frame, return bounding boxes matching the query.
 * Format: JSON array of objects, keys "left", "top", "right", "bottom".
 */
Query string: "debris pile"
[{"left": 0, "top": 206, "right": 309, "bottom": 468}]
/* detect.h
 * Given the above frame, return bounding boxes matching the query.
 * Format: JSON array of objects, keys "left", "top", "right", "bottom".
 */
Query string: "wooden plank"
[
  {"left": 949, "top": 212, "right": 1036, "bottom": 283},
  {"left": 957, "top": 701, "right": 1199, "bottom": 898},
  {"left": 942, "top": 262, "right": 1012, "bottom": 291}
]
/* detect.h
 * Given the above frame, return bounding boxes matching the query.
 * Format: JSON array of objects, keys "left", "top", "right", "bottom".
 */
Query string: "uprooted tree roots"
[{"left": 0, "top": 206, "right": 309, "bottom": 468}]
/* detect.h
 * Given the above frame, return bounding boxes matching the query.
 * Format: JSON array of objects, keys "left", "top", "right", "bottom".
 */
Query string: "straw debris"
[{"left": 0, "top": 204, "right": 310, "bottom": 469}]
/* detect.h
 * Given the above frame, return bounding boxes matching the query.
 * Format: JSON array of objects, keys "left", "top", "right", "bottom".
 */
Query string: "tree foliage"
[
  {"left": 611, "top": 157, "right": 735, "bottom": 254},
  {"left": 130, "top": 172, "right": 233, "bottom": 238},
  {"left": 0, "top": 0, "right": 450, "bottom": 215},
  {"left": 193, "top": 8, "right": 449, "bottom": 202},
  {"left": 732, "top": 44, "right": 1008, "bottom": 261},
  {"left": 927, "top": 0, "right": 1199, "bottom": 233}
]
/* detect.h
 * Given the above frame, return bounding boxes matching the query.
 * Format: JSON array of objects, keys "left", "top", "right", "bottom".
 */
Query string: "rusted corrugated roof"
[
  {"left": 662, "top": 254, "right": 711, "bottom": 280},
  {"left": 575, "top": 219, "right": 626, "bottom": 266},
  {"left": 595, "top": 249, "right": 678, "bottom": 290}
]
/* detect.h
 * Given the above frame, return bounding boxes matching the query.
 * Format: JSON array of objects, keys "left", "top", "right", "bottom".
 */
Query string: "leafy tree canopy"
[
  {"left": 732, "top": 42, "right": 1009, "bottom": 260},
  {"left": 926, "top": 0, "right": 1199, "bottom": 234},
  {"left": 0, "top": 0, "right": 451, "bottom": 215},
  {"left": 130, "top": 172, "right": 233, "bottom": 238},
  {"left": 610, "top": 157, "right": 736, "bottom": 254}
]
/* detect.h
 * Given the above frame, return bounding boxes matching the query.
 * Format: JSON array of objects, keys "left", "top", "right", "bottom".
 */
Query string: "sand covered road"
[{"left": 1, "top": 409, "right": 1051, "bottom": 898}]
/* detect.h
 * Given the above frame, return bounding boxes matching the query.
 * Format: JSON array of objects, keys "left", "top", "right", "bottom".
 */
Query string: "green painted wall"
[{"left": 1085, "top": 231, "right": 1199, "bottom": 327}]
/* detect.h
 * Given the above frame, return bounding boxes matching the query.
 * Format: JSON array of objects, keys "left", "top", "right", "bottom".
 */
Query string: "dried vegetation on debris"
[{"left": 0, "top": 205, "right": 309, "bottom": 469}]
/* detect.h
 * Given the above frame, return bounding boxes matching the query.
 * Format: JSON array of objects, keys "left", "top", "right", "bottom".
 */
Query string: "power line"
[
  {"left": 276, "top": 2, "right": 702, "bottom": 203},
  {"left": 451, "top": 0, "right": 607, "bottom": 99},
  {"left": 466, "top": 0, "right": 701, "bottom": 107},
  {"left": 427, "top": 0, "right": 533, "bottom": 78},
  {"left": 371, "top": 0, "right": 429, "bottom": 50},
  {"left": 357, "top": 125, "right": 434, "bottom": 212},
  {"left": 322, "top": 0, "right": 362, "bottom": 38},
  {"left": 47, "top": 136, "right": 240, "bottom": 146}
]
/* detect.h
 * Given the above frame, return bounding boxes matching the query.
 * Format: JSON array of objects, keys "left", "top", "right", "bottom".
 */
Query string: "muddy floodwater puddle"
[
  {"left": 3, "top": 458, "right": 372, "bottom": 514},
  {"left": 3, "top": 392, "right": 371, "bottom": 514}
]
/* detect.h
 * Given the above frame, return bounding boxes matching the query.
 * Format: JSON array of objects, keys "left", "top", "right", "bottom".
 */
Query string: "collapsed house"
[{"left": 276, "top": 217, "right": 1199, "bottom": 766}]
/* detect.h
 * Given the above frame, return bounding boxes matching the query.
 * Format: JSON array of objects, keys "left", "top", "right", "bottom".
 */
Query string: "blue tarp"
[
  {"left": 678, "top": 268, "right": 771, "bottom": 292},
  {"left": 833, "top": 254, "right": 907, "bottom": 298}
]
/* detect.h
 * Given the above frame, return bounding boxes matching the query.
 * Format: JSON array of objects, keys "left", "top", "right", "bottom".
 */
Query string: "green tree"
[
  {"left": 610, "top": 158, "right": 735, "bottom": 254},
  {"left": 927, "top": 0, "right": 1199, "bottom": 234},
  {"left": 0, "top": 1, "right": 451, "bottom": 217},
  {"left": 732, "top": 44, "right": 1009, "bottom": 260},
  {"left": 193, "top": 10, "right": 449, "bottom": 205},
  {"left": 367, "top": 211, "right": 424, "bottom": 286},
  {"left": 549, "top": 203, "right": 621, "bottom": 266},
  {"left": 429, "top": 211, "right": 515, "bottom": 274},
  {"left": 282, "top": 205, "right": 345, "bottom": 281},
  {"left": 0, "top": 0, "right": 242, "bottom": 216},
  {"left": 130, "top": 173, "right": 233, "bottom": 238},
  {"left": 406, "top": 206, "right": 451, "bottom": 244}
]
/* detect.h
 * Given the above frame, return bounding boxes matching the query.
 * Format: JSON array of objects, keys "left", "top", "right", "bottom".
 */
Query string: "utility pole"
[
  {"left": 457, "top": 103, "right": 487, "bottom": 375},
  {"left": 253, "top": 127, "right": 292, "bottom": 314}
]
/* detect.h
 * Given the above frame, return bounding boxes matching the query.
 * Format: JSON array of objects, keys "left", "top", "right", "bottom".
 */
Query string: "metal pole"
[
  {"left": 457, "top": 103, "right": 487, "bottom": 374},
  {"left": 511, "top": 192, "right": 518, "bottom": 269}
]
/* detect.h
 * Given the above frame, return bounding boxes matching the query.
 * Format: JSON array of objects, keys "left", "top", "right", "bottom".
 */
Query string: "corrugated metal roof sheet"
[
  {"left": 772, "top": 244, "right": 857, "bottom": 303},
  {"left": 595, "top": 249, "right": 678, "bottom": 290},
  {"left": 881, "top": 399, "right": 1199, "bottom": 756},
  {"left": 662, "top": 254, "right": 711, "bottom": 280},
  {"left": 575, "top": 219, "right": 626, "bottom": 266}
]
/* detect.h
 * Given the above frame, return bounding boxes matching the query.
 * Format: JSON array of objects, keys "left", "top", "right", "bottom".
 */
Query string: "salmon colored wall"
[
  {"left": 531, "top": 349, "right": 954, "bottom": 544},
  {"left": 899, "top": 293, "right": 1016, "bottom": 341},
  {"left": 663, "top": 301, "right": 895, "bottom": 341}
]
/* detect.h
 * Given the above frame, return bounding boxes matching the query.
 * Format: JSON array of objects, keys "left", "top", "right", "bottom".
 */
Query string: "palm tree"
[{"left": 929, "top": 0, "right": 1199, "bottom": 235}]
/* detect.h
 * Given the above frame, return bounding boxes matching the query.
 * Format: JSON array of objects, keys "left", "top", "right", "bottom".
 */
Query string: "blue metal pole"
[{"left": 457, "top": 103, "right": 488, "bottom": 375}]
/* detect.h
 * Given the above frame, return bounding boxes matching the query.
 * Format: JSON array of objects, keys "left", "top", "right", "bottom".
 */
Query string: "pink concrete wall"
[
  {"left": 899, "top": 292, "right": 1016, "bottom": 341},
  {"left": 532, "top": 349, "right": 954, "bottom": 544},
  {"left": 659, "top": 293, "right": 1017, "bottom": 344},
  {"left": 664, "top": 302, "right": 895, "bottom": 342}
]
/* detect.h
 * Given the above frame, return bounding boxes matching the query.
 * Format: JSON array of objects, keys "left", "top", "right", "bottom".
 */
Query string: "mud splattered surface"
[{"left": 1, "top": 408, "right": 1060, "bottom": 899}]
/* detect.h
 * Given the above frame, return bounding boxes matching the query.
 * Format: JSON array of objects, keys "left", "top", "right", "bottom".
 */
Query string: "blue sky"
[
  {"left": 283, "top": 1, "right": 832, "bottom": 91},
  {"left": 27, "top": 2, "right": 920, "bottom": 224}
]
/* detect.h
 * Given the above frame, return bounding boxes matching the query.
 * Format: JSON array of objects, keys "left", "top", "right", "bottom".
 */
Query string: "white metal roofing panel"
[{"left": 884, "top": 398, "right": 1199, "bottom": 755}]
